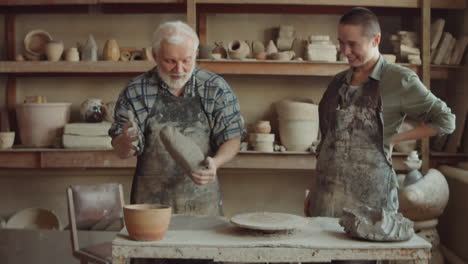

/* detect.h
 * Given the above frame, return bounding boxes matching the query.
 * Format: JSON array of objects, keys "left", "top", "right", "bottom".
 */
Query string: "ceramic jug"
[{"left": 103, "top": 39, "right": 120, "bottom": 61}]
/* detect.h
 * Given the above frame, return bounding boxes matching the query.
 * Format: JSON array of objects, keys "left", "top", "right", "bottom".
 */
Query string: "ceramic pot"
[
  {"left": 24, "top": 29, "right": 53, "bottom": 58},
  {"left": 276, "top": 99, "right": 318, "bottom": 120},
  {"left": 255, "top": 120, "right": 271, "bottom": 134},
  {"left": 123, "top": 204, "right": 172, "bottom": 241},
  {"left": 64, "top": 47, "right": 80, "bottom": 62},
  {"left": 15, "top": 103, "right": 71, "bottom": 147},
  {"left": 198, "top": 44, "right": 214, "bottom": 59},
  {"left": 45, "top": 41, "right": 64, "bottom": 62},
  {"left": 270, "top": 51, "right": 295, "bottom": 61},
  {"left": 80, "top": 98, "right": 104, "bottom": 123},
  {"left": 227, "top": 40, "right": 250, "bottom": 60},
  {"left": 278, "top": 119, "right": 319, "bottom": 151},
  {"left": 0, "top": 131, "right": 15, "bottom": 149},
  {"left": 102, "top": 39, "right": 120, "bottom": 61},
  {"left": 266, "top": 40, "right": 278, "bottom": 55},
  {"left": 399, "top": 168, "right": 449, "bottom": 221},
  {"left": 212, "top": 42, "right": 227, "bottom": 58}
]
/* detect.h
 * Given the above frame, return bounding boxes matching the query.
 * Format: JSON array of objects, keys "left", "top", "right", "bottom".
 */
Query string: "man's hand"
[
  {"left": 112, "top": 121, "right": 139, "bottom": 159},
  {"left": 190, "top": 157, "right": 217, "bottom": 185}
]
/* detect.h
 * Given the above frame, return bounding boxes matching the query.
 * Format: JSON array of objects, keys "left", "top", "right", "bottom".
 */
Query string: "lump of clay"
[
  {"left": 160, "top": 125, "right": 206, "bottom": 174},
  {"left": 399, "top": 168, "right": 449, "bottom": 221},
  {"left": 339, "top": 206, "right": 414, "bottom": 242}
]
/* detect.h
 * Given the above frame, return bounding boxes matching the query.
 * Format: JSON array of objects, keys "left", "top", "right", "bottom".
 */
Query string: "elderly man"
[
  {"left": 304, "top": 7, "right": 455, "bottom": 218},
  {"left": 110, "top": 21, "right": 244, "bottom": 216}
]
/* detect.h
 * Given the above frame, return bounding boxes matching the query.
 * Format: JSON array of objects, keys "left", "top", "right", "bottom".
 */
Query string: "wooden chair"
[{"left": 67, "top": 183, "right": 125, "bottom": 264}]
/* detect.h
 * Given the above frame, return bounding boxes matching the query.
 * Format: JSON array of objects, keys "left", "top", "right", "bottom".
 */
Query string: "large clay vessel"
[
  {"left": 15, "top": 103, "right": 71, "bottom": 147},
  {"left": 103, "top": 39, "right": 120, "bottom": 61},
  {"left": 399, "top": 168, "right": 449, "bottom": 221},
  {"left": 227, "top": 40, "right": 250, "bottom": 60},
  {"left": 81, "top": 34, "right": 98, "bottom": 61},
  {"left": 276, "top": 99, "right": 319, "bottom": 151}
]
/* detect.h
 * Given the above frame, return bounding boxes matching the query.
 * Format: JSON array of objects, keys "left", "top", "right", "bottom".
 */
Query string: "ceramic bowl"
[
  {"left": 24, "top": 29, "right": 53, "bottom": 57},
  {"left": 6, "top": 207, "right": 61, "bottom": 230},
  {"left": 0, "top": 131, "right": 15, "bottom": 149},
  {"left": 123, "top": 204, "right": 172, "bottom": 241}
]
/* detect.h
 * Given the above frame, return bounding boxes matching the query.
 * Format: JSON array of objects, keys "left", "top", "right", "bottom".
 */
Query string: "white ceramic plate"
[{"left": 230, "top": 212, "right": 307, "bottom": 232}]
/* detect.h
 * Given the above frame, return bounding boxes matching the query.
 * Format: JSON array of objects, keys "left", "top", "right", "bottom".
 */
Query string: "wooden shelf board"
[
  {"left": 0, "top": 149, "right": 410, "bottom": 170},
  {"left": 0, "top": 61, "right": 459, "bottom": 79},
  {"left": 0, "top": 0, "right": 97, "bottom": 6},
  {"left": 196, "top": 0, "right": 466, "bottom": 9}
]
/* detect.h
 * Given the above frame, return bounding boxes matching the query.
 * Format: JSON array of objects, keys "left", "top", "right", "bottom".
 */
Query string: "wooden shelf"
[
  {"left": 0, "top": 149, "right": 411, "bottom": 170},
  {"left": 0, "top": 61, "right": 461, "bottom": 79},
  {"left": 196, "top": 0, "right": 466, "bottom": 9}
]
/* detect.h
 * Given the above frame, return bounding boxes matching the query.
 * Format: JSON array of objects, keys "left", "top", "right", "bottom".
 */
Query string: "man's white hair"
[{"left": 152, "top": 21, "right": 199, "bottom": 55}]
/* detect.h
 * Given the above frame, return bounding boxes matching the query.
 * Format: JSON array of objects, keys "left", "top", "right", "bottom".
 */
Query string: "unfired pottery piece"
[
  {"left": 80, "top": 98, "right": 104, "bottom": 123},
  {"left": 6, "top": 207, "right": 61, "bottom": 230},
  {"left": 399, "top": 169, "right": 449, "bottom": 221},
  {"left": 45, "top": 40, "right": 64, "bottom": 61},
  {"left": 123, "top": 204, "right": 172, "bottom": 241},
  {"left": 270, "top": 51, "right": 295, "bottom": 61},
  {"left": 64, "top": 47, "right": 80, "bottom": 62},
  {"left": 103, "top": 39, "right": 120, "bottom": 61},
  {"left": 266, "top": 40, "right": 278, "bottom": 55},
  {"left": 212, "top": 42, "right": 227, "bottom": 58},
  {"left": 230, "top": 212, "right": 307, "bottom": 232},
  {"left": 143, "top": 47, "right": 155, "bottom": 61},
  {"left": 339, "top": 206, "right": 414, "bottom": 242},
  {"left": 0, "top": 131, "right": 15, "bottom": 149},
  {"left": 24, "top": 29, "right": 53, "bottom": 58},
  {"left": 80, "top": 34, "right": 98, "bottom": 61},
  {"left": 228, "top": 40, "right": 250, "bottom": 60},
  {"left": 255, "top": 120, "right": 271, "bottom": 134},
  {"left": 159, "top": 124, "right": 206, "bottom": 173}
]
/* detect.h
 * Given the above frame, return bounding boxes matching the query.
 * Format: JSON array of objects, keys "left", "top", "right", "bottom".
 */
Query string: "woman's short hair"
[
  {"left": 339, "top": 7, "right": 381, "bottom": 37},
  {"left": 152, "top": 21, "right": 199, "bottom": 55}
]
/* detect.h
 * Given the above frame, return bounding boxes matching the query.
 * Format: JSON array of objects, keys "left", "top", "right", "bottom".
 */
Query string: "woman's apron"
[
  {"left": 130, "top": 86, "right": 223, "bottom": 216},
  {"left": 311, "top": 81, "right": 399, "bottom": 217}
]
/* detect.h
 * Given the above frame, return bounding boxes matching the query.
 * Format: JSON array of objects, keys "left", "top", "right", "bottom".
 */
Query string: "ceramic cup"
[{"left": 0, "top": 131, "right": 15, "bottom": 149}]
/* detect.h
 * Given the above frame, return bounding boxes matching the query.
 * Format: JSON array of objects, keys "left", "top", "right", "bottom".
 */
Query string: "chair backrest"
[{"left": 67, "top": 183, "right": 125, "bottom": 253}]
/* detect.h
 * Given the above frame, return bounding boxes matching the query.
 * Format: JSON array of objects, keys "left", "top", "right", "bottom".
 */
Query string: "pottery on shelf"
[
  {"left": 0, "top": 131, "right": 15, "bottom": 149},
  {"left": 212, "top": 42, "right": 227, "bottom": 58},
  {"left": 227, "top": 40, "right": 250, "bottom": 60},
  {"left": 266, "top": 40, "right": 279, "bottom": 55},
  {"left": 24, "top": 29, "right": 53, "bottom": 59},
  {"left": 103, "top": 39, "right": 120, "bottom": 61},
  {"left": 255, "top": 120, "right": 271, "bottom": 134},
  {"left": 45, "top": 40, "right": 64, "bottom": 62},
  {"left": 270, "top": 51, "right": 295, "bottom": 61},
  {"left": 80, "top": 98, "right": 104, "bottom": 123},
  {"left": 64, "top": 47, "right": 80, "bottom": 62},
  {"left": 142, "top": 47, "right": 154, "bottom": 61},
  {"left": 80, "top": 34, "right": 98, "bottom": 61},
  {"left": 198, "top": 44, "right": 214, "bottom": 59}
]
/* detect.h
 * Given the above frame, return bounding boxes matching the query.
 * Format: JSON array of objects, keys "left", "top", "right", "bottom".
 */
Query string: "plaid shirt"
[{"left": 109, "top": 66, "right": 245, "bottom": 155}]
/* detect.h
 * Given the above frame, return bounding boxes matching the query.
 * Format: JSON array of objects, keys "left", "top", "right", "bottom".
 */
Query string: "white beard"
[{"left": 157, "top": 64, "right": 195, "bottom": 90}]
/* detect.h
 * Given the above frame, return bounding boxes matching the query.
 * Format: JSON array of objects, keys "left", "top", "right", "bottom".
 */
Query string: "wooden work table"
[{"left": 112, "top": 215, "right": 431, "bottom": 264}]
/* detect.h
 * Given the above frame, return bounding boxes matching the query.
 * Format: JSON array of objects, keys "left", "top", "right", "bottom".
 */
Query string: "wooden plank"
[
  {"left": 0, "top": 151, "right": 41, "bottom": 168},
  {"left": 196, "top": 0, "right": 465, "bottom": 9},
  {"left": 0, "top": 150, "right": 408, "bottom": 170},
  {"left": 99, "top": 0, "right": 183, "bottom": 3},
  {"left": 0, "top": 61, "right": 156, "bottom": 73},
  {"left": 5, "top": 14, "right": 15, "bottom": 61},
  {"left": 198, "top": 12, "right": 207, "bottom": 45},
  {"left": 186, "top": 0, "right": 196, "bottom": 30},
  {"left": 0, "top": 0, "right": 97, "bottom": 5},
  {"left": 421, "top": 0, "right": 431, "bottom": 173},
  {"left": 41, "top": 151, "right": 136, "bottom": 168}
]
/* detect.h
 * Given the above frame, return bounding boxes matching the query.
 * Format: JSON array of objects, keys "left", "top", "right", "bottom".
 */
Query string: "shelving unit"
[{"left": 0, "top": 0, "right": 466, "bottom": 170}]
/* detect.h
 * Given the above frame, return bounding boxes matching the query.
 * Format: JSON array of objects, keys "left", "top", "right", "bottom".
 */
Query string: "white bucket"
[
  {"left": 15, "top": 103, "right": 71, "bottom": 147},
  {"left": 279, "top": 119, "right": 319, "bottom": 151}
]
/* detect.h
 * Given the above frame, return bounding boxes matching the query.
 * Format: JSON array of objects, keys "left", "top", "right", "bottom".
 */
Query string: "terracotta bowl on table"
[{"left": 123, "top": 204, "right": 172, "bottom": 241}]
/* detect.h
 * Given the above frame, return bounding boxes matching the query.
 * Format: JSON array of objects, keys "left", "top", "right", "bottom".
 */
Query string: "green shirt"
[{"left": 338, "top": 55, "right": 455, "bottom": 155}]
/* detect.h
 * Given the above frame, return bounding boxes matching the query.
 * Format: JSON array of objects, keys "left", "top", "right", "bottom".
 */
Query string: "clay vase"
[
  {"left": 198, "top": 44, "right": 215, "bottom": 59},
  {"left": 80, "top": 34, "right": 98, "bottom": 61},
  {"left": 266, "top": 40, "right": 279, "bottom": 55},
  {"left": 0, "top": 132, "right": 15, "bottom": 149},
  {"left": 255, "top": 120, "right": 271, "bottom": 134},
  {"left": 212, "top": 42, "right": 227, "bottom": 58},
  {"left": 45, "top": 40, "right": 64, "bottom": 62},
  {"left": 123, "top": 204, "right": 172, "bottom": 241},
  {"left": 102, "top": 39, "right": 120, "bottom": 61},
  {"left": 398, "top": 168, "right": 449, "bottom": 221},
  {"left": 227, "top": 40, "right": 250, "bottom": 60},
  {"left": 64, "top": 47, "right": 80, "bottom": 62}
]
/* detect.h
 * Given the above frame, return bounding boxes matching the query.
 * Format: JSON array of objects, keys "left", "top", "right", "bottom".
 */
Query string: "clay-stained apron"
[
  {"left": 311, "top": 82, "right": 399, "bottom": 218},
  {"left": 130, "top": 86, "right": 223, "bottom": 216}
]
